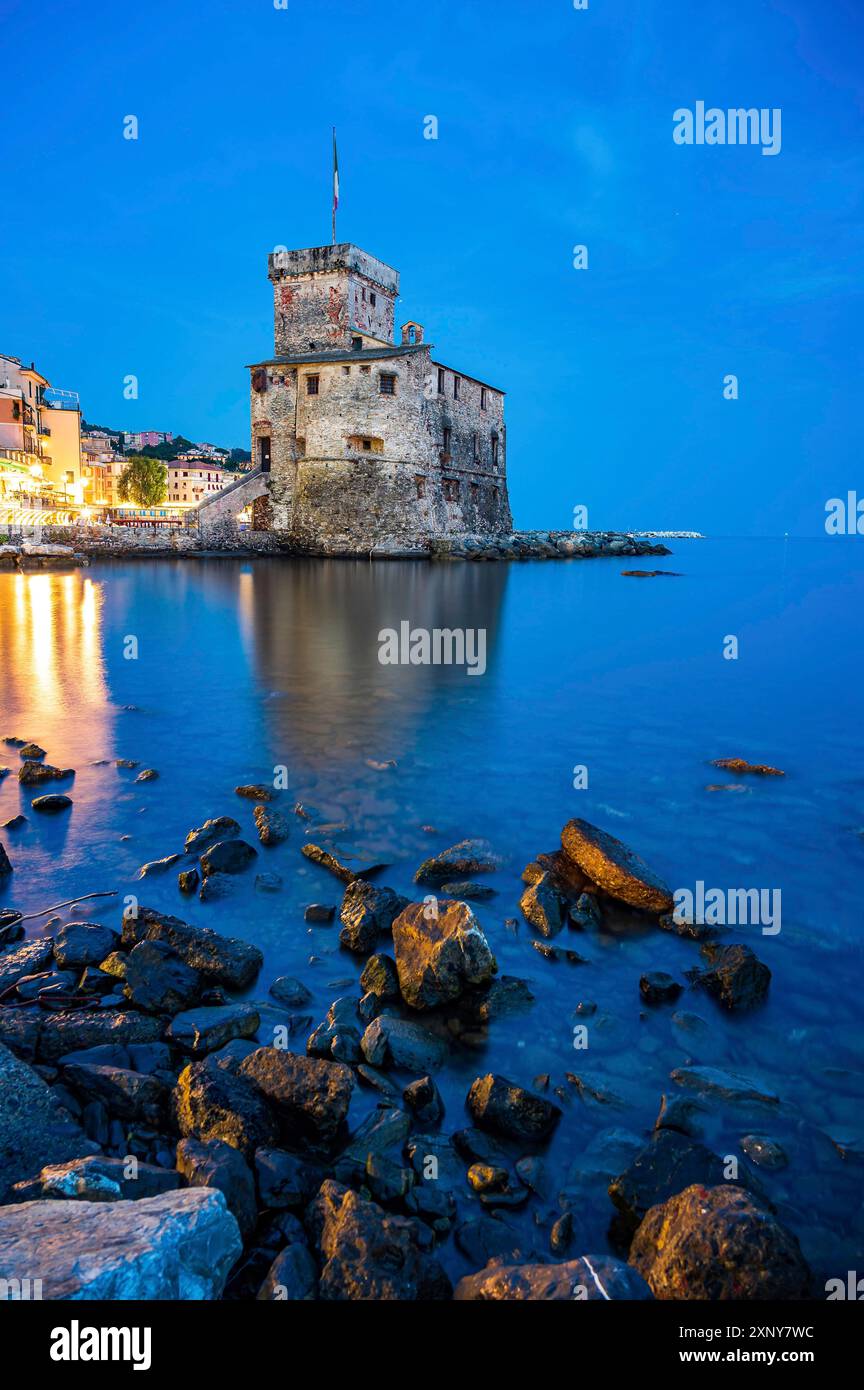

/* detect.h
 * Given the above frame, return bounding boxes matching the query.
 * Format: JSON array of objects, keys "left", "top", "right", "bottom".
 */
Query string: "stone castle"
[{"left": 244, "top": 243, "right": 512, "bottom": 554}]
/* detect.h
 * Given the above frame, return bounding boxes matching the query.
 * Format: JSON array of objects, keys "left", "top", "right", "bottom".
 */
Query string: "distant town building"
[
  {"left": 0, "top": 353, "right": 84, "bottom": 518},
  {"left": 166, "top": 461, "right": 232, "bottom": 508},
  {"left": 124, "top": 430, "right": 174, "bottom": 451}
]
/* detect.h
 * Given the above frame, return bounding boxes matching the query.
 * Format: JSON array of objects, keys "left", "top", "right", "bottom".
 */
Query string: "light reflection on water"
[{"left": 0, "top": 541, "right": 862, "bottom": 1283}]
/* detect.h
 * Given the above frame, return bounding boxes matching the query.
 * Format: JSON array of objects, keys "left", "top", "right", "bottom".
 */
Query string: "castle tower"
[{"left": 269, "top": 244, "right": 399, "bottom": 355}]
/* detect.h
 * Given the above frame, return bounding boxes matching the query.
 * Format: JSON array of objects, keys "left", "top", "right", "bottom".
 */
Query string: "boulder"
[
  {"left": 35, "top": 1155, "right": 179, "bottom": 1202},
  {"left": 360, "top": 1016, "right": 448, "bottom": 1072},
  {"left": 403, "top": 1075, "right": 444, "bottom": 1126},
  {"left": 18, "top": 743, "right": 45, "bottom": 760},
  {"left": 257, "top": 1243, "right": 318, "bottom": 1300},
  {"left": 253, "top": 805, "right": 290, "bottom": 846},
  {"left": 671, "top": 1064, "right": 779, "bottom": 1107},
  {"left": 710, "top": 758, "right": 784, "bottom": 777},
  {"left": 467, "top": 1074, "right": 562, "bottom": 1141},
  {"left": 0, "top": 1043, "right": 97, "bottom": 1202},
  {"left": 123, "top": 939, "right": 202, "bottom": 1014},
  {"left": 0, "top": 843, "right": 11, "bottom": 877},
  {"left": 178, "top": 869, "right": 199, "bottom": 894},
  {"left": 639, "top": 971, "right": 683, "bottom": 1005},
  {"left": 688, "top": 943, "right": 771, "bottom": 1011},
  {"left": 359, "top": 953, "right": 400, "bottom": 1001},
  {"left": 235, "top": 783, "right": 273, "bottom": 801},
  {"left": 414, "top": 838, "right": 503, "bottom": 886},
  {"left": 184, "top": 817, "right": 241, "bottom": 854},
  {"left": 269, "top": 976, "right": 312, "bottom": 1007},
  {"left": 54, "top": 921, "right": 120, "bottom": 969},
  {"left": 339, "top": 881, "right": 409, "bottom": 954},
  {"left": 168, "top": 1003, "right": 260, "bottom": 1055},
  {"left": 37, "top": 1009, "right": 164, "bottom": 1064},
  {"left": 238, "top": 1048, "right": 354, "bottom": 1147},
  {"left": 0, "top": 938, "right": 54, "bottom": 993},
  {"left": 303, "top": 904, "right": 334, "bottom": 923},
  {"left": 199, "top": 839, "right": 257, "bottom": 877},
  {"left": 61, "top": 1063, "right": 168, "bottom": 1125},
  {"left": 174, "top": 1056, "right": 278, "bottom": 1160},
  {"left": 0, "top": 1188, "right": 241, "bottom": 1299},
  {"left": 741, "top": 1135, "right": 788, "bottom": 1171},
  {"left": 121, "top": 907, "right": 262, "bottom": 990},
  {"left": 254, "top": 1148, "right": 321, "bottom": 1210},
  {"left": 18, "top": 760, "right": 73, "bottom": 786},
  {"left": 392, "top": 899, "right": 497, "bottom": 1009},
  {"left": 519, "top": 872, "right": 566, "bottom": 938},
  {"left": 560, "top": 818, "right": 672, "bottom": 912},
  {"left": 137, "top": 854, "right": 181, "bottom": 879},
  {"left": 629, "top": 1183, "right": 810, "bottom": 1299},
  {"left": 609, "top": 1129, "right": 737, "bottom": 1237},
  {"left": 439, "top": 880, "right": 497, "bottom": 901},
  {"left": 31, "top": 794, "right": 72, "bottom": 813},
  {"left": 315, "top": 1181, "right": 451, "bottom": 1300},
  {"left": 455, "top": 1255, "right": 652, "bottom": 1300},
  {"left": 176, "top": 1137, "right": 257, "bottom": 1239}
]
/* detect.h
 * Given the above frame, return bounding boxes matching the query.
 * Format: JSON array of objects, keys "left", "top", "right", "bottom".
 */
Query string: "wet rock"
[
  {"left": 269, "top": 976, "right": 311, "bottom": 1007},
  {"left": 688, "top": 943, "right": 771, "bottom": 1011},
  {"left": 570, "top": 892, "right": 602, "bottom": 929},
  {"left": 19, "top": 742, "right": 46, "bottom": 760},
  {"left": 654, "top": 1093, "right": 708, "bottom": 1139},
  {"left": 255, "top": 871, "right": 283, "bottom": 893},
  {"left": 658, "top": 912, "right": 716, "bottom": 941},
  {"left": 741, "top": 1135, "right": 789, "bottom": 1171},
  {"left": 334, "top": 1105, "right": 412, "bottom": 1185},
  {"left": 339, "top": 881, "right": 409, "bottom": 954},
  {"left": 123, "top": 939, "right": 202, "bottom": 1015},
  {"left": 135, "top": 768, "right": 159, "bottom": 783},
  {"left": 137, "top": 853, "right": 181, "bottom": 878},
  {"left": 253, "top": 804, "right": 290, "bottom": 846},
  {"left": 360, "top": 1015, "right": 448, "bottom": 1072},
  {"left": 17, "top": 968, "right": 77, "bottom": 1001},
  {"left": 0, "top": 1042, "right": 98, "bottom": 1202},
  {"left": 61, "top": 1062, "right": 168, "bottom": 1125},
  {"left": 414, "top": 838, "right": 503, "bottom": 886},
  {"left": 359, "top": 953, "right": 400, "bottom": 1001},
  {"left": 0, "top": 843, "right": 11, "bottom": 877},
  {"left": 121, "top": 906, "right": 263, "bottom": 989},
  {"left": 403, "top": 1075, "right": 444, "bottom": 1126},
  {"left": 168, "top": 1003, "right": 260, "bottom": 1055},
  {"left": 460, "top": 975, "right": 535, "bottom": 1024},
  {"left": 609, "top": 1129, "right": 735, "bottom": 1238},
  {"left": 392, "top": 898, "right": 496, "bottom": 1009},
  {"left": 302, "top": 842, "right": 388, "bottom": 884},
  {"left": 467, "top": 1162, "right": 509, "bottom": 1194},
  {"left": 710, "top": 758, "right": 785, "bottom": 777},
  {"left": 184, "top": 816, "right": 241, "bottom": 854},
  {"left": 19, "top": 760, "right": 73, "bottom": 786},
  {"left": 38, "top": 1009, "right": 164, "bottom": 1064},
  {"left": 2, "top": 815, "right": 27, "bottom": 831},
  {"left": 454, "top": 1215, "right": 524, "bottom": 1266},
  {"left": 35, "top": 1154, "right": 179, "bottom": 1202},
  {"left": 31, "top": 793, "right": 72, "bottom": 813},
  {"left": 671, "top": 1064, "right": 779, "bottom": 1107},
  {"left": 255, "top": 1147, "right": 321, "bottom": 1210},
  {"left": 174, "top": 1056, "right": 278, "bottom": 1160},
  {"left": 551, "top": 1212, "right": 573, "bottom": 1254},
  {"left": 236, "top": 783, "right": 273, "bottom": 801},
  {"left": 629, "top": 1183, "right": 809, "bottom": 1299},
  {"left": 315, "top": 1181, "right": 451, "bottom": 1300},
  {"left": 560, "top": 818, "right": 673, "bottom": 912},
  {"left": 639, "top": 971, "right": 682, "bottom": 1005},
  {"left": 199, "top": 871, "right": 234, "bottom": 901},
  {"left": 455, "top": 1255, "right": 652, "bottom": 1301},
  {"left": 178, "top": 868, "right": 199, "bottom": 894},
  {"left": 439, "top": 880, "right": 497, "bottom": 900},
  {"left": 0, "top": 1008, "right": 42, "bottom": 1060},
  {"left": 257, "top": 1243, "right": 318, "bottom": 1300},
  {"left": 176, "top": 1136, "right": 257, "bottom": 1239},
  {"left": 199, "top": 838, "right": 257, "bottom": 877},
  {"left": 304, "top": 903, "right": 335, "bottom": 923},
  {"left": 54, "top": 921, "right": 119, "bottom": 970},
  {"left": 0, "top": 1188, "right": 242, "bottom": 1299},
  {"left": 467, "top": 1074, "right": 562, "bottom": 1142},
  {"left": 238, "top": 1047, "right": 354, "bottom": 1147},
  {"left": 519, "top": 872, "right": 566, "bottom": 938},
  {"left": 0, "top": 938, "right": 54, "bottom": 993}
]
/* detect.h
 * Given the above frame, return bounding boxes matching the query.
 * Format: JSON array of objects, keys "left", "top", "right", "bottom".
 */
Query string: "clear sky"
[{"left": 4, "top": 0, "right": 862, "bottom": 534}]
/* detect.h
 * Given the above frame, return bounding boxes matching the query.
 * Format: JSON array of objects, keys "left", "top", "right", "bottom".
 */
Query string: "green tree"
[{"left": 117, "top": 456, "right": 168, "bottom": 507}]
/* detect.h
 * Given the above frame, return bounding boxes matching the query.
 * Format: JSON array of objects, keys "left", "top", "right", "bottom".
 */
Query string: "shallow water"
[{"left": 1, "top": 539, "right": 862, "bottom": 1284}]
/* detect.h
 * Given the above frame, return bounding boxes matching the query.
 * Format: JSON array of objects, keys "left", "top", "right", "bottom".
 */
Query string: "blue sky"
[{"left": 4, "top": 0, "right": 862, "bottom": 534}]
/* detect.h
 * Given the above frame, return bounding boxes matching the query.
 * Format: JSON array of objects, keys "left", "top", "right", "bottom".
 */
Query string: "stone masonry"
[{"left": 247, "top": 243, "right": 512, "bottom": 554}]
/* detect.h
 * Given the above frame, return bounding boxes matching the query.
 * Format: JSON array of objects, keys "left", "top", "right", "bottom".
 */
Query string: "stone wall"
[{"left": 269, "top": 244, "right": 399, "bottom": 354}]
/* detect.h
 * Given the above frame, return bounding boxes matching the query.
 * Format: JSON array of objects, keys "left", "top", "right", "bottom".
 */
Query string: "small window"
[
  {"left": 360, "top": 365, "right": 370, "bottom": 374},
  {"left": 415, "top": 475, "right": 426, "bottom": 498},
  {"left": 492, "top": 485, "right": 500, "bottom": 501},
  {"left": 442, "top": 426, "right": 451, "bottom": 455},
  {"left": 491, "top": 436, "right": 499, "bottom": 467},
  {"left": 379, "top": 373, "right": 396, "bottom": 395},
  {"left": 437, "top": 368, "right": 445, "bottom": 394},
  {"left": 306, "top": 375, "right": 320, "bottom": 395},
  {"left": 453, "top": 376, "right": 460, "bottom": 400},
  {"left": 443, "top": 477, "right": 460, "bottom": 501},
  {"left": 370, "top": 291, "right": 377, "bottom": 307},
  {"left": 342, "top": 366, "right": 351, "bottom": 375},
  {"left": 351, "top": 337, "right": 362, "bottom": 351},
  {"left": 362, "top": 439, "right": 372, "bottom": 451},
  {"left": 481, "top": 387, "right": 488, "bottom": 410},
  {"left": 472, "top": 432, "right": 479, "bottom": 461},
  {"left": 258, "top": 436, "right": 271, "bottom": 472},
  {"left": 470, "top": 481, "right": 479, "bottom": 498}
]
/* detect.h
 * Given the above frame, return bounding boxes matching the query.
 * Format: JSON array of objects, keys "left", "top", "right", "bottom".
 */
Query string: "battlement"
[{"left": 268, "top": 243, "right": 399, "bottom": 296}]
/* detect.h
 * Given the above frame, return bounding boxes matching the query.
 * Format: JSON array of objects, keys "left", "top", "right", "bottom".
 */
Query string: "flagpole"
[{"left": 332, "top": 127, "right": 337, "bottom": 245}]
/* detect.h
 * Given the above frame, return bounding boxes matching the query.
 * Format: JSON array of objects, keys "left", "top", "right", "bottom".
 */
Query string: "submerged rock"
[
  {"left": 639, "top": 971, "right": 682, "bottom": 1005},
  {"left": 710, "top": 758, "right": 785, "bottom": 777},
  {"left": 184, "top": 816, "right": 241, "bottom": 854},
  {"left": 0, "top": 843, "right": 12, "bottom": 876},
  {"left": 561, "top": 818, "right": 672, "bottom": 913},
  {"left": 609, "top": 1129, "right": 736, "bottom": 1237},
  {"left": 0, "top": 1188, "right": 242, "bottom": 1299},
  {"left": 302, "top": 842, "right": 388, "bottom": 883},
  {"left": 392, "top": 899, "right": 497, "bottom": 1009},
  {"left": 137, "top": 853, "right": 181, "bottom": 879},
  {"left": 253, "top": 805, "right": 290, "bottom": 846},
  {"left": 467, "top": 1074, "right": 562, "bottom": 1141},
  {"left": 670, "top": 1064, "right": 779, "bottom": 1107},
  {"left": 741, "top": 1134, "right": 789, "bottom": 1171},
  {"left": 688, "top": 942, "right": 771, "bottom": 1011},
  {"left": 235, "top": 783, "right": 273, "bottom": 801},
  {"left": 455, "top": 1255, "right": 652, "bottom": 1300},
  {"left": 629, "top": 1184, "right": 809, "bottom": 1299},
  {"left": 414, "top": 838, "right": 503, "bottom": 886},
  {"left": 199, "top": 838, "right": 257, "bottom": 877}
]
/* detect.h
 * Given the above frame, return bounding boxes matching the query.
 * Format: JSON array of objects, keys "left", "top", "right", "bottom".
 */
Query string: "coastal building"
[
  {"left": 0, "top": 353, "right": 85, "bottom": 518},
  {"left": 166, "top": 461, "right": 231, "bottom": 508},
  {"left": 123, "top": 430, "right": 173, "bottom": 451},
  {"left": 246, "top": 242, "right": 511, "bottom": 550}
]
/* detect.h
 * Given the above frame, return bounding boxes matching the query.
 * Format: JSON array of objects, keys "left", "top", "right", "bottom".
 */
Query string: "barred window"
[
  {"left": 379, "top": 373, "right": 396, "bottom": 395},
  {"left": 306, "top": 375, "right": 320, "bottom": 395}
]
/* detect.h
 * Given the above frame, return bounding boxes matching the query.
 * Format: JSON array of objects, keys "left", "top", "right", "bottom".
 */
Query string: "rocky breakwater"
[
  {"left": 0, "top": 542, "right": 88, "bottom": 570},
  {"left": 428, "top": 531, "right": 674, "bottom": 562}
]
